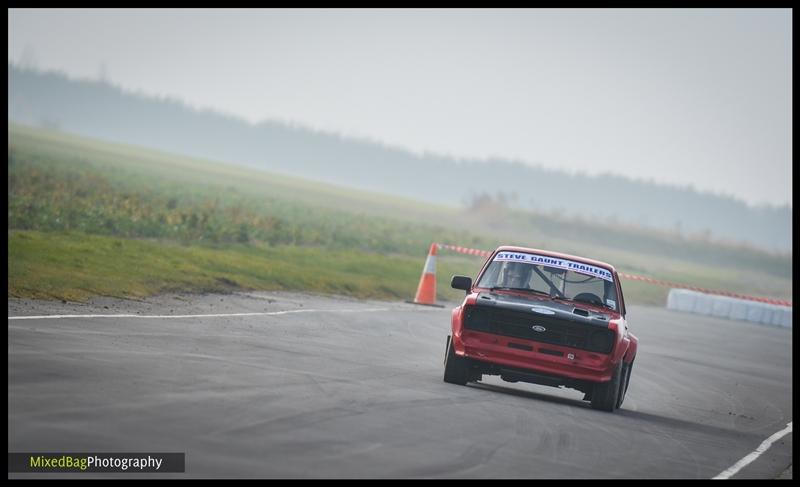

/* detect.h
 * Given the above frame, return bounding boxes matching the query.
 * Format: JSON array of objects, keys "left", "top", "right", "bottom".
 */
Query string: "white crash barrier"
[{"left": 666, "top": 288, "right": 792, "bottom": 328}]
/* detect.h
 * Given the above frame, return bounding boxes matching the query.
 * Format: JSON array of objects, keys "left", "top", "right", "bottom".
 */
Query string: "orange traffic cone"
[{"left": 407, "top": 243, "right": 445, "bottom": 307}]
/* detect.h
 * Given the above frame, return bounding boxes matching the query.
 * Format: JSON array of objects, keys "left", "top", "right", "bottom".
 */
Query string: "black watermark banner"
[{"left": 9, "top": 452, "right": 185, "bottom": 473}]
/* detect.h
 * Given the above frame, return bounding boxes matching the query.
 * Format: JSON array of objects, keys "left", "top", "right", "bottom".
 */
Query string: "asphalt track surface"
[{"left": 8, "top": 291, "right": 793, "bottom": 478}]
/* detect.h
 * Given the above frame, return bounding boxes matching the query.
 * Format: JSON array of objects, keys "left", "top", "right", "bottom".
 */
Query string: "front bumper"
[{"left": 454, "top": 329, "right": 617, "bottom": 383}]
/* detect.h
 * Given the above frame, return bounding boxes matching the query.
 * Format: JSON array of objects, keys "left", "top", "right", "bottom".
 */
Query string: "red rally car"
[{"left": 445, "top": 246, "right": 638, "bottom": 412}]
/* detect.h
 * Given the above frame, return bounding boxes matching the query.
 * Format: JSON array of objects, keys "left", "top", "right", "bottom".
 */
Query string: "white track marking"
[
  {"left": 7, "top": 308, "right": 393, "bottom": 320},
  {"left": 713, "top": 421, "right": 792, "bottom": 479}
]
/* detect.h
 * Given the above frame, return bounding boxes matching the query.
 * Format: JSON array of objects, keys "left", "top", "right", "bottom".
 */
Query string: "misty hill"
[{"left": 7, "top": 64, "right": 791, "bottom": 252}]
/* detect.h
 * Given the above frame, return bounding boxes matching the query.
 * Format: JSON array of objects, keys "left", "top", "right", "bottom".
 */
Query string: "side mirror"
[{"left": 451, "top": 275, "right": 472, "bottom": 294}]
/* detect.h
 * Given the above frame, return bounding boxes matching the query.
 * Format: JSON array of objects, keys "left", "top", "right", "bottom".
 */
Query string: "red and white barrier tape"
[
  {"left": 434, "top": 243, "right": 792, "bottom": 308},
  {"left": 616, "top": 273, "right": 792, "bottom": 307},
  {"left": 437, "top": 244, "right": 492, "bottom": 258}
]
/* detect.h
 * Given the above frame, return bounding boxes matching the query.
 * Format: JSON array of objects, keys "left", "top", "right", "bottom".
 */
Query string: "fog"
[
  {"left": 8, "top": 9, "right": 794, "bottom": 254},
  {"left": 8, "top": 8, "right": 791, "bottom": 209},
  {"left": 8, "top": 64, "right": 791, "bottom": 252}
]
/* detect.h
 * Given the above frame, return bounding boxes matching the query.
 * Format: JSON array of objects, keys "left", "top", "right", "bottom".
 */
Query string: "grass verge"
[
  {"left": 8, "top": 230, "right": 485, "bottom": 304},
  {"left": 10, "top": 230, "right": 679, "bottom": 306}
]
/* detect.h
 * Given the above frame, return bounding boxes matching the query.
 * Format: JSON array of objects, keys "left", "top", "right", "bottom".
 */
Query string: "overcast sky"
[{"left": 8, "top": 8, "right": 793, "bottom": 208}]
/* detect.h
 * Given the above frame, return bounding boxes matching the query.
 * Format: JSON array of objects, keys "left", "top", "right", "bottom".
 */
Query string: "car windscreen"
[{"left": 476, "top": 251, "right": 619, "bottom": 311}]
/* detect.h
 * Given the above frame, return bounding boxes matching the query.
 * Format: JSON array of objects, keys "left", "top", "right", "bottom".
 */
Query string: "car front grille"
[{"left": 463, "top": 305, "right": 614, "bottom": 354}]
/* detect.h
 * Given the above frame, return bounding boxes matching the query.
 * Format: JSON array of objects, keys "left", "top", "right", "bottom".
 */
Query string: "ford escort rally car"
[{"left": 445, "top": 246, "right": 638, "bottom": 411}]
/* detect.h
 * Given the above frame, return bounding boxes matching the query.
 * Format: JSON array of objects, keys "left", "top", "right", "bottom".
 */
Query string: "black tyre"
[
  {"left": 443, "top": 335, "right": 469, "bottom": 385},
  {"left": 616, "top": 361, "right": 634, "bottom": 409},
  {"left": 591, "top": 362, "right": 623, "bottom": 412}
]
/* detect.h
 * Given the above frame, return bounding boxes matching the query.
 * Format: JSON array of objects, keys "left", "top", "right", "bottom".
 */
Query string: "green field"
[
  {"left": 8, "top": 230, "right": 482, "bottom": 303},
  {"left": 8, "top": 123, "right": 792, "bottom": 306}
]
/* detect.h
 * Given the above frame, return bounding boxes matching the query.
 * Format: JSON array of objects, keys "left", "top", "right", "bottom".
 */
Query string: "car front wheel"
[
  {"left": 591, "top": 362, "right": 623, "bottom": 412},
  {"left": 616, "top": 361, "right": 633, "bottom": 409},
  {"left": 443, "top": 335, "right": 469, "bottom": 385}
]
